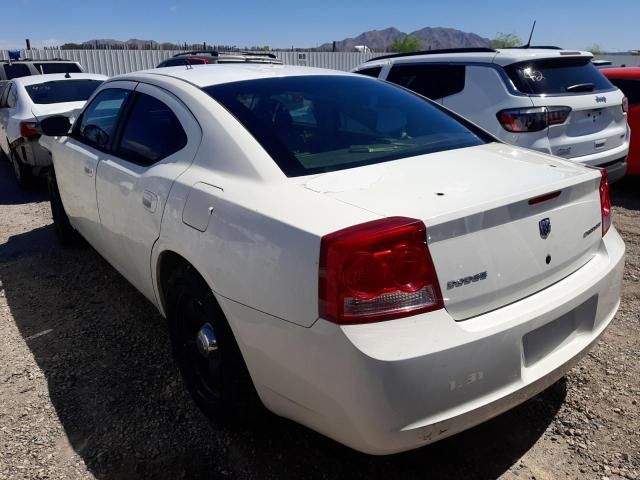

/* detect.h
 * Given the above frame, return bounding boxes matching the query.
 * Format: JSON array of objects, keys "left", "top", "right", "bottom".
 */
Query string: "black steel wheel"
[
  {"left": 9, "top": 148, "right": 33, "bottom": 189},
  {"left": 167, "top": 264, "right": 262, "bottom": 424},
  {"left": 48, "top": 168, "right": 81, "bottom": 246}
]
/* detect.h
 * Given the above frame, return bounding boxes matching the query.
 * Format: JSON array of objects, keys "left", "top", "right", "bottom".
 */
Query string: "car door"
[
  {"left": 0, "top": 82, "right": 16, "bottom": 155},
  {"left": 95, "top": 83, "right": 201, "bottom": 302},
  {"left": 50, "top": 82, "right": 135, "bottom": 250}
]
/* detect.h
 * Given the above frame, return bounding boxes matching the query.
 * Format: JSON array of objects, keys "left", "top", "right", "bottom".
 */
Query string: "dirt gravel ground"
[{"left": 0, "top": 157, "right": 638, "bottom": 480}]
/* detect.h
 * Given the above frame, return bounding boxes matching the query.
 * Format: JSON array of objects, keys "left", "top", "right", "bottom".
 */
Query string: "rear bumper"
[{"left": 221, "top": 228, "right": 625, "bottom": 455}]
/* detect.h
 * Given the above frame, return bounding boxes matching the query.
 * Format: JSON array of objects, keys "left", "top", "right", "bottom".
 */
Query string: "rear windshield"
[
  {"left": 204, "top": 75, "right": 487, "bottom": 177},
  {"left": 504, "top": 57, "right": 615, "bottom": 95},
  {"left": 25, "top": 79, "right": 103, "bottom": 104},
  {"left": 33, "top": 62, "right": 82, "bottom": 74},
  {"left": 3, "top": 63, "right": 31, "bottom": 80}
]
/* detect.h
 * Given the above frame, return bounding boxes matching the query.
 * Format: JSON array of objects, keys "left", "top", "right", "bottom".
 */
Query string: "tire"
[
  {"left": 9, "top": 148, "right": 34, "bottom": 189},
  {"left": 48, "top": 168, "right": 81, "bottom": 246},
  {"left": 167, "top": 264, "right": 262, "bottom": 425}
]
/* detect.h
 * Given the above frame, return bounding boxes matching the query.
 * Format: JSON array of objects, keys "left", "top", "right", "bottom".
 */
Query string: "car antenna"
[
  {"left": 523, "top": 20, "right": 537, "bottom": 49},
  {"left": 64, "top": 72, "right": 71, "bottom": 78}
]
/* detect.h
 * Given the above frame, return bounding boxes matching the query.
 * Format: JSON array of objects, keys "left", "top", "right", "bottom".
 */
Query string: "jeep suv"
[
  {"left": 354, "top": 48, "right": 629, "bottom": 182},
  {"left": 0, "top": 59, "right": 84, "bottom": 80}
]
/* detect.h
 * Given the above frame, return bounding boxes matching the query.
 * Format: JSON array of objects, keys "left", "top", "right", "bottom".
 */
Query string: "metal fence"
[{"left": 0, "top": 49, "right": 380, "bottom": 75}]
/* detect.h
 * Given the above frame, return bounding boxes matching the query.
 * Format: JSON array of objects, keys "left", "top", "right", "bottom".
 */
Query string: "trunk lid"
[
  {"left": 31, "top": 101, "right": 85, "bottom": 123},
  {"left": 304, "top": 143, "right": 603, "bottom": 320}
]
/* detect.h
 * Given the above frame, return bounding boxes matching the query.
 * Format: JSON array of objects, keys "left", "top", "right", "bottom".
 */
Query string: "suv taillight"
[
  {"left": 497, "top": 106, "right": 571, "bottom": 132},
  {"left": 20, "top": 121, "right": 40, "bottom": 138},
  {"left": 622, "top": 96, "right": 629, "bottom": 114},
  {"left": 319, "top": 217, "right": 443, "bottom": 324},
  {"left": 599, "top": 169, "right": 612, "bottom": 236}
]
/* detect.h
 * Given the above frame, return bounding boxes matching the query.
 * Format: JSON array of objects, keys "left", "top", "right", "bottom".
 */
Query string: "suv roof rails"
[
  {"left": 174, "top": 50, "right": 220, "bottom": 58},
  {"left": 367, "top": 47, "right": 497, "bottom": 63},
  {"left": 239, "top": 51, "right": 277, "bottom": 59}
]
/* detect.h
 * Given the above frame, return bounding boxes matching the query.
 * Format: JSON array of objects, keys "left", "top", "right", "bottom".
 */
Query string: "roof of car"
[
  {"left": 0, "top": 58, "right": 79, "bottom": 63},
  {"left": 134, "top": 63, "right": 349, "bottom": 88},
  {"left": 12, "top": 73, "right": 107, "bottom": 86},
  {"left": 359, "top": 48, "right": 594, "bottom": 69},
  {"left": 601, "top": 67, "right": 640, "bottom": 79}
]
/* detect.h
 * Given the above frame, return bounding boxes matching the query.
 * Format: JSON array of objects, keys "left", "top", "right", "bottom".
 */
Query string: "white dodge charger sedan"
[{"left": 39, "top": 64, "right": 625, "bottom": 455}]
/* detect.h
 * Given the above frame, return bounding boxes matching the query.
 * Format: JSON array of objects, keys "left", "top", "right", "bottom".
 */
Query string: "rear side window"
[
  {"left": 116, "top": 93, "right": 187, "bottom": 166},
  {"left": 504, "top": 57, "right": 614, "bottom": 95},
  {"left": 608, "top": 78, "right": 640, "bottom": 105},
  {"left": 75, "top": 88, "right": 131, "bottom": 150},
  {"left": 25, "top": 80, "right": 103, "bottom": 104},
  {"left": 33, "top": 63, "right": 82, "bottom": 74},
  {"left": 204, "top": 75, "right": 487, "bottom": 177},
  {"left": 3, "top": 63, "right": 31, "bottom": 80},
  {"left": 355, "top": 66, "right": 382, "bottom": 78},
  {"left": 386, "top": 64, "right": 466, "bottom": 100}
]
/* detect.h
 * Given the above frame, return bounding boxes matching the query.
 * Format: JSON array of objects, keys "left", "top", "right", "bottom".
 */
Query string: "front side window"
[
  {"left": 504, "top": 57, "right": 615, "bottom": 95},
  {"left": 25, "top": 80, "right": 103, "bottom": 104},
  {"left": 204, "top": 75, "right": 487, "bottom": 177},
  {"left": 116, "top": 93, "right": 187, "bottom": 166},
  {"left": 6, "top": 84, "right": 17, "bottom": 108},
  {"left": 75, "top": 88, "right": 131, "bottom": 150},
  {"left": 3, "top": 63, "right": 31, "bottom": 80},
  {"left": 33, "top": 63, "right": 82, "bottom": 74},
  {"left": 387, "top": 64, "right": 466, "bottom": 100}
]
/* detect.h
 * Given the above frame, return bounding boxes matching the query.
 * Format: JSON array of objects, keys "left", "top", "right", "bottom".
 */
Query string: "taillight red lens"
[
  {"left": 497, "top": 106, "right": 571, "bottom": 132},
  {"left": 20, "top": 121, "right": 40, "bottom": 138},
  {"left": 319, "top": 217, "right": 443, "bottom": 324},
  {"left": 599, "top": 169, "right": 612, "bottom": 236},
  {"left": 622, "top": 96, "right": 629, "bottom": 114}
]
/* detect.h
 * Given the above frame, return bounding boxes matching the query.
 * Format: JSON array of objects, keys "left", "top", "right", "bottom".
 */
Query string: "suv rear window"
[
  {"left": 504, "top": 57, "right": 614, "bottom": 95},
  {"left": 33, "top": 62, "right": 82, "bottom": 74},
  {"left": 204, "top": 75, "right": 487, "bottom": 177},
  {"left": 607, "top": 78, "right": 640, "bottom": 105},
  {"left": 25, "top": 79, "right": 103, "bottom": 104},
  {"left": 3, "top": 63, "right": 31, "bottom": 80}
]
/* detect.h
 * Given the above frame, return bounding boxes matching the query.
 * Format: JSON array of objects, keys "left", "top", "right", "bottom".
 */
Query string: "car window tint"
[
  {"left": 504, "top": 57, "right": 614, "bottom": 94},
  {"left": 76, "top": 88, "right": 131, "bottom": 150},
  {"left": 3, "top": 63, "right": 31, "bottom": 80},
  {"left": 25, "top": 80, "right": 103, "bottom": 104},
  {"left": 0, "top": 83, "right": 9, "bottom": 107},
  {"left": 205, "top": 75, "right": 487, "bottom": 177},
  {"left": 387, "top": 64, "right": 466, "bottom": 100},
  {"left": 6, "top": 84, "right": 17, "bottom": 108},
  {"left": 608, "top": 78, "right": 640, "bottom": 105},
  {"left": 355, "top": 66, "right": 382, "bottom": 78},
  {"left": 116, "top": 93, "right": 187, "bottom": 166},
  {"left": 33, "top": 63, "right": 82, "bottom": 74}
]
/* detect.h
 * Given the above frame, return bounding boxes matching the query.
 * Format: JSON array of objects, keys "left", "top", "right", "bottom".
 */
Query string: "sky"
[{"left": 1, "top": 0, "right": 638, "bottom": 51}]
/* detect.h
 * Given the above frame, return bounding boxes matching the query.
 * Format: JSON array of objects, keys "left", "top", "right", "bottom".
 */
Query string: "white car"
[
  {"left": 39, "top": 64, "right": 624, "bottom": 455},
  {"left": 353, "top": 48, "right": 630, "bottom": 182},
  {"left": 0, "top": 72, "right": 106, "bottom": 187}
]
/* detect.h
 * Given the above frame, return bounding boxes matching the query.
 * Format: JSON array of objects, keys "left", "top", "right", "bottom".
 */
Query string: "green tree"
[
  {"left": 586, "top": 44, "right": 603, "bottom": 55},
  {"left": 389, "top": 36, "right": 422, "bottom": 53},
  {"left": 489, "top": 32, "right": 522, "bottom": 49}
]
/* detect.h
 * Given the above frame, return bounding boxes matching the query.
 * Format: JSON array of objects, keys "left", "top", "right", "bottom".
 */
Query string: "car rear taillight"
[
  {"left": 319, "top": 217, "right": 443, "bottom": 324},
  {"left": 497, "top": 106, "right": 571, "bottom": 132},
  {"left": 20, "top": 121, "right": 40, "bottom": 138},
  {"left": 599, "top": 169, "right": 612, "bottom": 236},
  {"left": 622, "top": 96, "right": 629, "bottom": 114}
]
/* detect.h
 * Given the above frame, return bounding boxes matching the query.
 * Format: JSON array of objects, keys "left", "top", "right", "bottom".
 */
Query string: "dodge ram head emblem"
[{"left": 539, "top": 218, "right": 551, "bottom": 239}]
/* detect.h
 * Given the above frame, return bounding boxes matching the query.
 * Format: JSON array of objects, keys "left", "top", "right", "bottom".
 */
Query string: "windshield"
[
  {"left": 204, "top": 75, "right": 488, "bottom": 177},
  {"left": 504, "top": 57, "right": 615, "bottom": 95},
  {"left": 25, "top": 79, "right": 103, "bottom": 104}
]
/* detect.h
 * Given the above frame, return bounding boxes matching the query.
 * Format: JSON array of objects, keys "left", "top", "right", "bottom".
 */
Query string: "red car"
[{"left": 603, "top": 67, "right": 640, "bottom": 175}]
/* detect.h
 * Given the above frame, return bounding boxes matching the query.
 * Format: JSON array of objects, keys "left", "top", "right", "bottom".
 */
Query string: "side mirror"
[{"left": 40, "top": 115, "right": 72, "bottom": 136}]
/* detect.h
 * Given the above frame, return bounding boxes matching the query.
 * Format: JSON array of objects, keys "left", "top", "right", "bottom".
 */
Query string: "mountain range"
[{"left": 317, "top": 27, "right": 490, "bottom": 51}]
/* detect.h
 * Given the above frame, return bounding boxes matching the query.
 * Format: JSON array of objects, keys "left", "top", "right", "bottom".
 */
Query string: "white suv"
[{"left": 354, "top": 47, "right": 630, "bottom": 182}]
